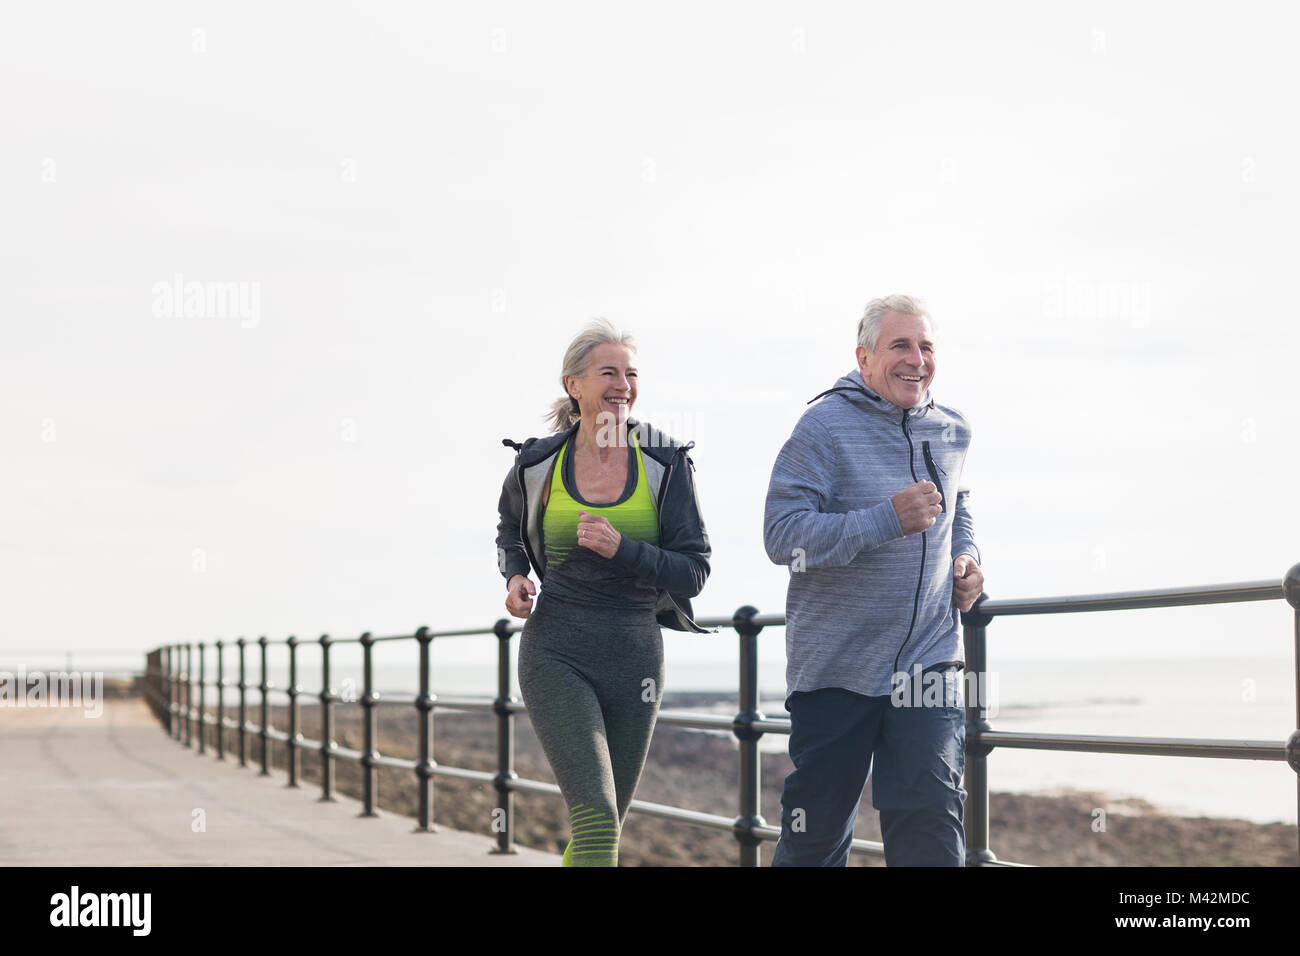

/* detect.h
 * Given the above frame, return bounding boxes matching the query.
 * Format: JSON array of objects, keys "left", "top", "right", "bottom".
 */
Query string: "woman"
[{"left": 495, "top": 318, "right": 711, "bottom": 867}]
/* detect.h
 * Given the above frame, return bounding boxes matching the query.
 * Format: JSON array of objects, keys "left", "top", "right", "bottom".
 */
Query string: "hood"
[{"left": 807, "top": 368, "right": 935, "bottom": 419}]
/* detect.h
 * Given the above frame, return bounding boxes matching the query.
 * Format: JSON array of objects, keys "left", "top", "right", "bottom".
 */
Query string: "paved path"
[{"left": 0, "top": 697, "right": 556, "bottom": 866}]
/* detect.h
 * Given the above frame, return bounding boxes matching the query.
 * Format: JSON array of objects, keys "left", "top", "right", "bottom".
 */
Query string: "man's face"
[{"left": 855, "top": 310, "right": 936, "bottom": 409}]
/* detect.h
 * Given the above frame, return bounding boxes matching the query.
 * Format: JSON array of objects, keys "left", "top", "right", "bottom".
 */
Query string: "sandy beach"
[{"left": 171, "top": 688, "right": 1299, "bottom": 867}]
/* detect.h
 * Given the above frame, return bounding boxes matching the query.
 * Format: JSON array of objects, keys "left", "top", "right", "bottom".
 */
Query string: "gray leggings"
[{"left": 518, "top": 591, "right": 664, "bottom": 866}]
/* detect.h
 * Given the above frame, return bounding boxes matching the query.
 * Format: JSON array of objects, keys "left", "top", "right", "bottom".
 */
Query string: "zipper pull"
[{"left": 922, "top": 440, "right": 947, "bottom": 475}]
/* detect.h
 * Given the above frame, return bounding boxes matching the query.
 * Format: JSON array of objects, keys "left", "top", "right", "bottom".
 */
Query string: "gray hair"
[
  {"left": 857, "top": 295, "right": 932, "bottom": 352},
  {"left": 546, "top": 318, "right": 637, "bottom": 432}
]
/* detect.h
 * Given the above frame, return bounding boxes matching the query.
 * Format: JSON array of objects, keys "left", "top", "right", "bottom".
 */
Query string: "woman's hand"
[
  {"left": 505, "top": 574, "right": 537, "bottom": 619},
  {"left": 576, "top": 511, "right": 622, "bottom": 559}
]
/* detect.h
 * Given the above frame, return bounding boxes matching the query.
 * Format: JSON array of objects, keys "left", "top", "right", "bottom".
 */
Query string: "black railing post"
[
  {"left": 1282, "top": 563, "right": 1300, "bottom": 865},
  {"left": 359, "top": 632, "right": 378, "bottom": 817},
  {"left": 319, "top": 633, "right": 335, "bottom": 802},
  {"left": 731, "top": 606, "right": 767, "bottom": 867},
  {"left": 178, "top": 643, "right": 186, "bottom": 744},
  {"left": 215, "top": 640, "right": 225, "bottom": 760},
  {"left": 184, "top": 642, "right": 193, "bottom": 748},
  {"left": 236, "top": 638, "right": 248, "bottom": 767},
  {"left": 164, "top": 645, "right": 174, "bottom": 736},
  {"left": 258, "top": 636, "right": 270, "bottom": 777},
  {"left": 196, "top": 642, "right": 206, "bottom": 755},
  {"left": 962, "top": 594, "right": 997, "bottom": 866},
  {"left": 287, "top": 636, "right": 300, "bottom": 788},
  {"left": 175, "top": 642, "right": 183, "bottom": 738},
  {"left": 490, "top": 618, "right": 517, "bottom": 854},
  {"left": 414, "top": 626, "right": 437, "bottom": 832}
]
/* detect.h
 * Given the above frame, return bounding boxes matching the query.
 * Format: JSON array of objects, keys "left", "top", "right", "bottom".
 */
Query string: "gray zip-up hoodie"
[{"left": 763, "top": 369, "right": 980, "bottom": 698}]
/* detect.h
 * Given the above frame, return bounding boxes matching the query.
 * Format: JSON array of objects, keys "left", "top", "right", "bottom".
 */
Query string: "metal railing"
[{"left": 141, "top": 563, "right": 1300, "bottom": 866}]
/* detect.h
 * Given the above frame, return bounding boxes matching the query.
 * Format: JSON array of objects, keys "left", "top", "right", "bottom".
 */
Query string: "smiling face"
[
  {"left": 856, "top": 309, "right": 936, "bottom": 409},
  {"left": 565, "top": 342, "right": 637, "bottom": 423}
]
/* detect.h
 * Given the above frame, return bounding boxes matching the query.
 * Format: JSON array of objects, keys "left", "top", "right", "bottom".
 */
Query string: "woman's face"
[{"left": 566, "top": 343, "right": 637, "bottom": 426}]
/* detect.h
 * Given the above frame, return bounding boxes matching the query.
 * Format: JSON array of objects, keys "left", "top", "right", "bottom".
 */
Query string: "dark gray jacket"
[{"left": 496, "top": 418, "right": 712, "bottom": 632}]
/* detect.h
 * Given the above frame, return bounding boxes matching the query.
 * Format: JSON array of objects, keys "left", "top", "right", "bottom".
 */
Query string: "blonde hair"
[
  {"left": 546, "top": 318, "right": 638, "bottom": 432},
  {"left": 858, "top": 295, "right": 932, "bottom": 351}
]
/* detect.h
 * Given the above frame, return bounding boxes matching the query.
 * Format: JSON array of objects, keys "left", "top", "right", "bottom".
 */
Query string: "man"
[{"left": 763, "top": 294, "right": 984, "bottom": 867}]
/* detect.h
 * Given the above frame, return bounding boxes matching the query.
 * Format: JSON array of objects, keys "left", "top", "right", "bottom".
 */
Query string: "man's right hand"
[
  {"left": 505, "top": 574, "right": 537, "bottom": 619},
  {"left": 892, "top": 481, "right": 943, "bottom": 535}
]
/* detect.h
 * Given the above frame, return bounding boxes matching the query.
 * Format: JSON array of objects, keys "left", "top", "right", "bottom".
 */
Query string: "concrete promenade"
[{"left": 1, "top": 696, "right": 556, "bottom": 866}]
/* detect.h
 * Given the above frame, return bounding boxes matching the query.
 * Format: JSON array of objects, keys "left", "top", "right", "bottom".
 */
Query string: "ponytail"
[{"left": 546, "top": 394, "right": 581, "bottom": 432}]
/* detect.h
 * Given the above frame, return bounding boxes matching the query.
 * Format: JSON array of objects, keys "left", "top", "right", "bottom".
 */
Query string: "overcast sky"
[{"left": 3, "top": 2, "right": 1298, "bottom": 675}]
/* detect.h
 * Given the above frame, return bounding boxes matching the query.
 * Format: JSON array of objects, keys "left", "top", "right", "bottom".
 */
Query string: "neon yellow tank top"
[{"left": 542, "top": 431, "right": 659, "bottom": 571}]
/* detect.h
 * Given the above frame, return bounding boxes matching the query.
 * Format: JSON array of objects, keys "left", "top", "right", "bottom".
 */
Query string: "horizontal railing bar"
[
  {"left": 421, "top": 627, "right": 499, "bottom": 639},
  {"left": 369, "top": 695, "right": 513, "bottom": 710},
  {"left": 187, "top": 680, "right": 269, "bottom": 693},
  {"left": 693, "top": 613, "right": 787, "bottom": 629},
  {"left": 427, "top": 697, "right": 495, "bottom": 711},
  {"left": 178, "top": 711, "right": 1293, "bottom": 762},
  {"left": 431, "top": 766, "right": 495, "bottom": 784},
  {"left": 655, "top": 712, "right": 736, "bottom": 731},
  {"left": 155, "top": 577, "right": 1285, "bottom": 655},
  {"left": 621, "top": 798, "right": 734, "bottom": 829},
  {"left": 848, "top": 836, "right": 885, "bottom": 856},
  {"left": 974, "top": 730, "right": 1288, "bottom": 760},
  {"left": 221, "top": 699, "right": 790, "bottom": 732},
  {"left": 369, "top": 627, "right": 501, "bottom": 643},
  {"left": 979, "top": 580, "right": 1281, "bottom": 617},
  {"left": 509, "top": 777, "right": 562, "bottom": 797},
  {"left": 329, "top": 695, "right": 506, "bottom": 714},
  {"left": 750, "top": 823, "right": 780, "bottom": 843},
  {"left": 499, "top": 777, "right": 783, "bottom": 842}
]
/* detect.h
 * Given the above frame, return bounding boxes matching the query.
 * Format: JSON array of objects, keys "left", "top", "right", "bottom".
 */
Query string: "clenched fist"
[
  {"left": 576, "top": 511, "right": 622, "bottom": 558},
  {"left": 892, "top": 480, "right": 943, "bottom": 535},
  {"left": 505, "top": 574, "right": 536, "bottom": 619},
  {"left": 952, "top": 554, "right": 984, "bottom": 613}
]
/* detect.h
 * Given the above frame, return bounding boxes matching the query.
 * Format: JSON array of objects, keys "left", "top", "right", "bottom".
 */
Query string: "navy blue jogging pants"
[{"left": 771, "top": 668, "right": 967, "bottom": 867}]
